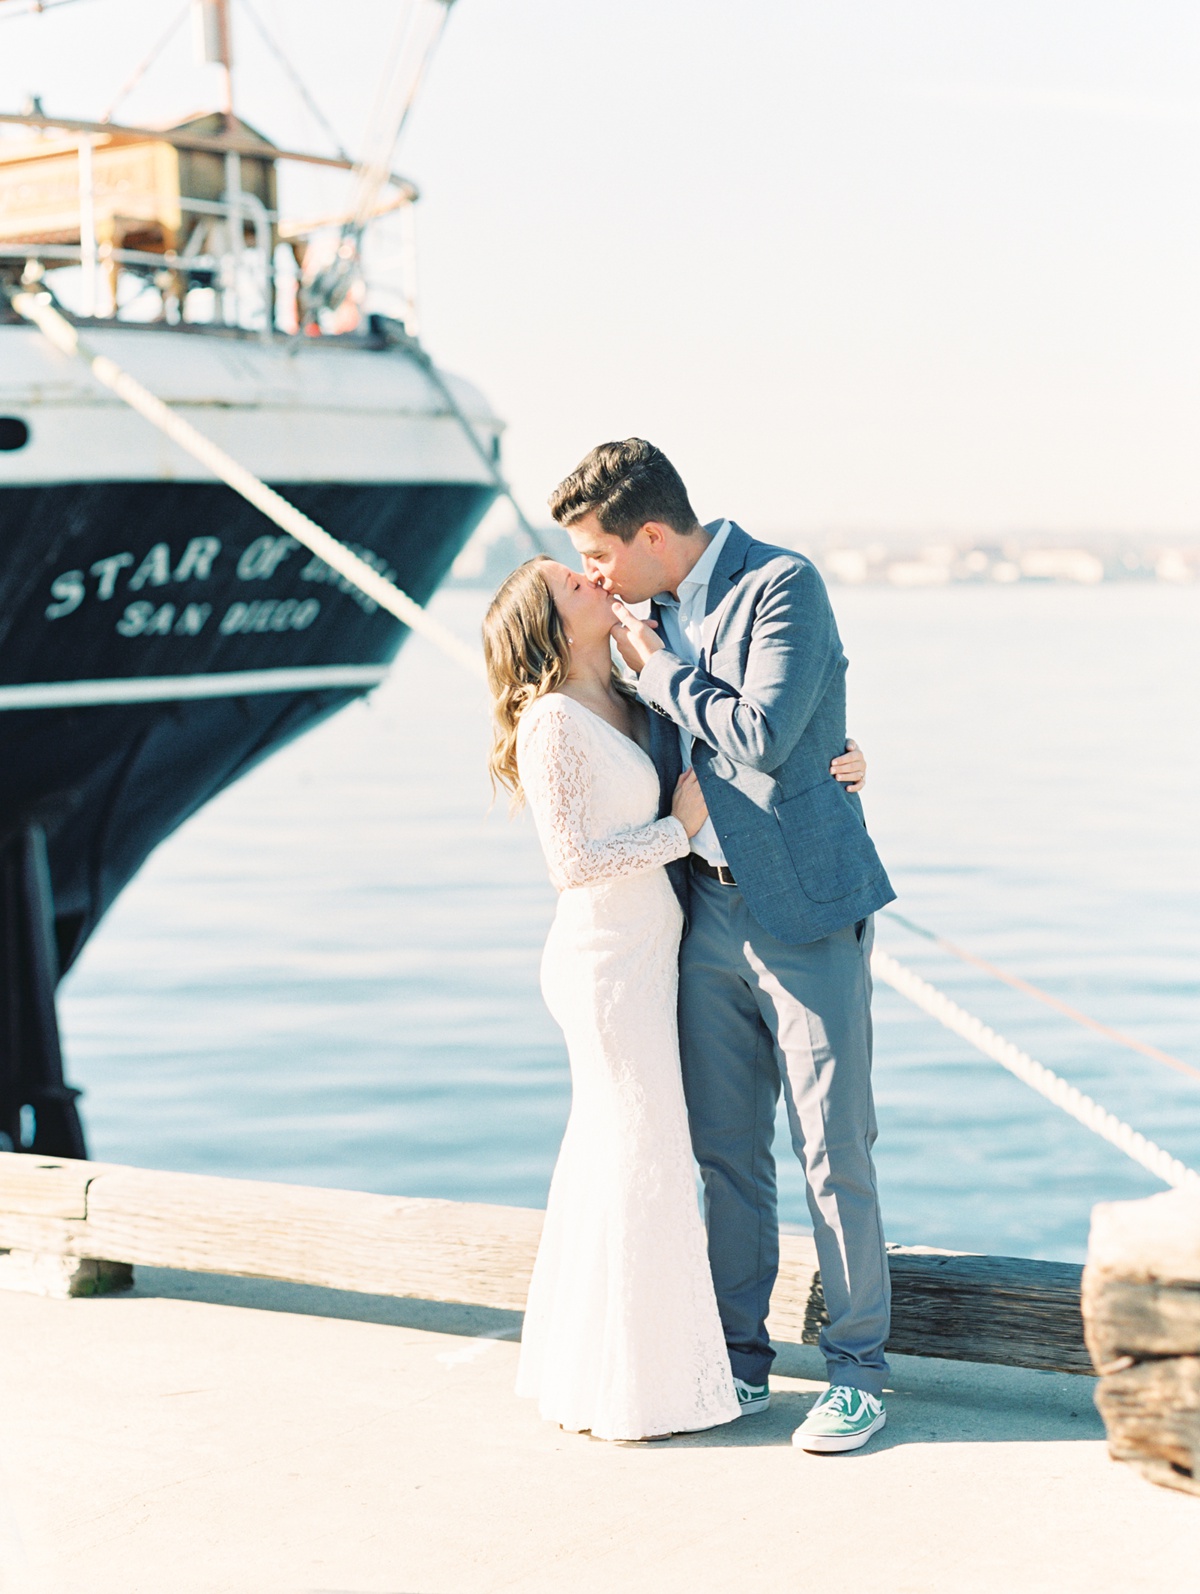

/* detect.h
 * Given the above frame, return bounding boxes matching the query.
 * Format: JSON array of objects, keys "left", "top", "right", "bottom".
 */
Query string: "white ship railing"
[{"left": 0, "top": 121, "right": 419, "bottom": 336}]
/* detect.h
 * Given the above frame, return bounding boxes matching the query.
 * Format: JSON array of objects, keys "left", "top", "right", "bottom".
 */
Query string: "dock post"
[{"left": 1083, "top": 1188, "right": 1200, "bottom": 1495}]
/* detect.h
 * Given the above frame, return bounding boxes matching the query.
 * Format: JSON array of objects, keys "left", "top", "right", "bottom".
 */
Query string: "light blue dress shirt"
[{"left": 650, "top": 519, "right": 732, "bottom": 867}]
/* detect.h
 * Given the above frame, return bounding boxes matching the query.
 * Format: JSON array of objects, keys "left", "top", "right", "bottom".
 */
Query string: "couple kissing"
[{"left": 482, "top": 438, "right": 896, "bottom": 1450}]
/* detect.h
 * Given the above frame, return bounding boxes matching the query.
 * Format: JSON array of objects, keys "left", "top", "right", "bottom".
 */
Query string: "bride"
[{"left": 482, "top": 557, "right": 862, "bottom": 1442}]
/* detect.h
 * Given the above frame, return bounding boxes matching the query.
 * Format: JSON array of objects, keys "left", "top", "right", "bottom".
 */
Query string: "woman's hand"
[
  {"left": 670, "top": 769, "right": 709, "bottom": 838},
  {"left": 610, "top": 598, "right": 664, "bottom": 673},
  {"left": 830, "top": 737, "right": 866, "bottom": 793}
]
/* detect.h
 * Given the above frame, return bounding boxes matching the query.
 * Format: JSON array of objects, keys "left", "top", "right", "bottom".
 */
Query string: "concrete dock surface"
[{"left": 1, "top": 1267, "right": 1195, "bottom": 1593}]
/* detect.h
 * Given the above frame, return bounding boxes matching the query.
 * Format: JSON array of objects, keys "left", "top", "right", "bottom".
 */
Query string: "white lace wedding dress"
[{"left": 514, "top": 692, "right": 741, "bottom": 1441}]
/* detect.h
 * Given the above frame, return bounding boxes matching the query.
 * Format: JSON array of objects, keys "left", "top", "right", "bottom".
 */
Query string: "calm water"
[{"left": 59, "top": 584, "right": 1200, "bottom": 1263}]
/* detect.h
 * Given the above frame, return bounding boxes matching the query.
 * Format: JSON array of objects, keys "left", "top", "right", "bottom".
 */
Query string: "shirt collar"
[{"left": 656, "top": 519, "right": 731, "bottom": 607}]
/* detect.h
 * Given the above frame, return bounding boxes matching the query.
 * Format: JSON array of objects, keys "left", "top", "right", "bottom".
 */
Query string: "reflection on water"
[{"left": 60, "top": 585, "right": 1200, "bottom": 1261}]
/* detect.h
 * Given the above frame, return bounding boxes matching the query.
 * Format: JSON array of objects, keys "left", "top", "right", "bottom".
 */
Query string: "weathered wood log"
[
  {"left": 773, "top": 1237, "right": 1088, "bottom": 1373},
  {"left": 0, "top": 1153, "right": 1089, "bottom": 1372},
  {"left": 0, "top": 1155, "right": 543, "bottom": 1309},
  {"left": 1083, "top": 1187, "right": 1200, "bottom": 1497},
  {"left": 886, "top": 1248, "right": 1086, "bottom": 1371}
]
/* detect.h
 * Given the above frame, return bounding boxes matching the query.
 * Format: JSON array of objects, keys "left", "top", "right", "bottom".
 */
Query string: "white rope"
[
  {"left": 872, "top": 948, "right": 1200, "bottom": 1192},
  {"left": 11, "top": 290, "right": 486, "bottom": 681},
  {"left": 883, "top": 908, "right": 1200, "bottom": 1083}
]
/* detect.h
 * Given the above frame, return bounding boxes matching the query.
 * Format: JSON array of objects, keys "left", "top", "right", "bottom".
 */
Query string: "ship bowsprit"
[{"left": 0, "top": 313, "right": 500, "bottom": 1156}]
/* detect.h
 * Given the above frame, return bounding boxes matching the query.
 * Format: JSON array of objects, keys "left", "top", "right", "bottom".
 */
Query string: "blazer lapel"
[
  {"left": 646, "top": 692, "right": 681, "bottom": 818},
  {"left": 699, "top": 521, "right": 752, "bottom": 661}
]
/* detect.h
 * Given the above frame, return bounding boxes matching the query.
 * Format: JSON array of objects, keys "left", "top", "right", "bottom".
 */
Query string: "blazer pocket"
[{"left": 773, "top": 780, "right": 884, "bottom": 904}]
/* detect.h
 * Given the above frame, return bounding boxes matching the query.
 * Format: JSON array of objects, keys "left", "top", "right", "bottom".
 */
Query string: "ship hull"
[{"left": 0, "top": 477, "right": 494, "bottom": 971}]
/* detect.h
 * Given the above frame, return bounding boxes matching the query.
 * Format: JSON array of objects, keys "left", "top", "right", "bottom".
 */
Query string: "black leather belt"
[{"left": 690, "top": 853, "right": 738, "bottom": 887}]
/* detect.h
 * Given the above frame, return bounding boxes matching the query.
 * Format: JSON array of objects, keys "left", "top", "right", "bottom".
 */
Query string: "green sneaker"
[
  {"left": 732, "top": 1376, "right": 770, "bottom": 1415},
  {"left": 792, "top": 1385, "right": 886, "bottom": 1452}
]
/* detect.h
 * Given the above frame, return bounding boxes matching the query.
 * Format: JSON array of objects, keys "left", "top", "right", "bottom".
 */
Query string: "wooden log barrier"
[
  {"left": 1083, "top": 1187, "right": 1200, "bottom": 1496},
  {"left": 0, "top": 1152, "right": 1089, "bottom": 1373}
]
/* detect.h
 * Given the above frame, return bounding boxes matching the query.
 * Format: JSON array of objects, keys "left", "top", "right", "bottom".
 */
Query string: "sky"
[{"left": 3, "top": 0, "right": 1200, "bottom": 538}]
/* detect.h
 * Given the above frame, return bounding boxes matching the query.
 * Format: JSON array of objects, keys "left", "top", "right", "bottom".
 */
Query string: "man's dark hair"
[{"left": 548, "top": 438, "right": 700, "bottom": 543}]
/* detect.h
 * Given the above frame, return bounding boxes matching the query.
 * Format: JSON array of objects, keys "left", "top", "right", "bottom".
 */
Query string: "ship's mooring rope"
[
  {"left": 883, "top": 909, "right": 1200, "bottom": 1085},
  {"left": 872, "top": 948, "right": 1200, "bottom": 1191},
  {"left": 10, "top": 289, "right": 486, "bottom": 679},
  {"left": 404, "top": 339, "right": 550, "bottom": 557}
]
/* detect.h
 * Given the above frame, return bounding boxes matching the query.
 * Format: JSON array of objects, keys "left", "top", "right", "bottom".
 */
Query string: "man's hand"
[
  {"left": 610, "top": 598, "right": 664, "bottom": 674},
  {"left": 670, "top": 768, "right": 709, "bottom": 838},
  {"left": 830, "top": 737, "right": 866, "bottom": 793}
]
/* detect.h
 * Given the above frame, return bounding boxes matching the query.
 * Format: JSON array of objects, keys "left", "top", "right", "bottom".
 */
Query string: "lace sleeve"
[{"left": 518, "top": 700, "right": 690, "bottom": 890}]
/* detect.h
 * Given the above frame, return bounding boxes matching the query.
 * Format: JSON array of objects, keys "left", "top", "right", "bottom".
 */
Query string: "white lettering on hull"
[
  {"left": 90, "top": 552, "right": 135, "bottom": 600},
  {"left": 173, "top": 537, "right": 221, "bottom": 582},
  {"left": 300, "top": 542, "right": 399, "bottom": 614},
  {"left": 115, "top": 602, "right": 215, "bottom": 638},
  {"left": 237, "top": 535, "right": 298, "bottom": 580},
  {"left": 218, "top": 598, "right": 320, "bottom": 635},
  {"left": 45, "top": 571, "right": 86, "bottom": 619},
  {"left": 42, "top": 536, "right": 388, "bottom": 638},
  {"left": 128, "top": 543, "right": 173, "bottom": 591}
]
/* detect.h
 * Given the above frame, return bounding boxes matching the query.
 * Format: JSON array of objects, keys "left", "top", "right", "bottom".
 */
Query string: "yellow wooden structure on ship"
[{"left": 0, "top": 113, "right": 278, "bottom": 314}]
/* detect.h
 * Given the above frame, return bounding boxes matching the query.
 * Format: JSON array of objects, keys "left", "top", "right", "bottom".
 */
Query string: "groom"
[{"left": 550, "top": 438, "right": 897, "bottom": 1453}]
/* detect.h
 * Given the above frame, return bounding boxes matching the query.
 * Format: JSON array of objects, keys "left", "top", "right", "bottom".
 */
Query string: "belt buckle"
[{"left": 693, "top": 854, "right": 736, "bottom": 887}]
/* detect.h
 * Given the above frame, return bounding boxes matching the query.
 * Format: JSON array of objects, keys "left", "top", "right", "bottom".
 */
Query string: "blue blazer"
[{"left": 639, "top": 522, "right": 896, "bottom": 945}]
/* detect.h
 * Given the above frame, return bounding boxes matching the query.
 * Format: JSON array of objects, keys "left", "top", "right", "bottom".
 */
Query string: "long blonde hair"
[{"left": 482, "top": 557, "right": 571, "bottom": 805}]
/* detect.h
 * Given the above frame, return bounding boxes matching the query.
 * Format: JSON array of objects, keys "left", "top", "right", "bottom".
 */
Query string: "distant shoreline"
[{"left": 449, "top": 525, "right": 1200, "bottom": 590}]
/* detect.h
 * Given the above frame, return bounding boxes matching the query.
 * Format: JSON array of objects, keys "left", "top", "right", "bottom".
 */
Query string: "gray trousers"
[{"left": 678, "top": 871, "right": 891, "bottom": 1395}]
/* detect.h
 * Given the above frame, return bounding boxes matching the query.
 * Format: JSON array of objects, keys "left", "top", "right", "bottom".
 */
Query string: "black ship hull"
[{"left": 0, "top": 476, "right": 494, "bottom": 1155}]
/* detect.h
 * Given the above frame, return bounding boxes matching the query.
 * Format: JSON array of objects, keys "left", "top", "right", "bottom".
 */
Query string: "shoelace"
[{"left": 815, "top": 1385, "right": 860, "bottom": 1418}]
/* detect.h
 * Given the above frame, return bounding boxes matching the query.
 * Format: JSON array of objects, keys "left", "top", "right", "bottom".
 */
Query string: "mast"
[
  {"left": 193, "top": 0, "right": 235, "bottom": 120},
  {"left": 194, "top": 0, "right": 241, "bottom": 320}
]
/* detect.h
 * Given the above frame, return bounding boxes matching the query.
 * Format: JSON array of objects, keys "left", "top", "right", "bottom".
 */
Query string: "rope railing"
[
  {"left": 872, "top": 948, "right": 1200, "bottom": 1192},
  {"left": 883, "top": 909, "right": 1200, "bottom": 1085}
]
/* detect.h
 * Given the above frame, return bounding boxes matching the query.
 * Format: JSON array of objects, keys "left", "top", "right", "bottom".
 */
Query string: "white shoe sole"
[
  {"left": 793, "top": 1408, "right": 886, "bottom": 1453},
  {"left": 737, "top": 1395, "right": 770, "bottom": 1415}
]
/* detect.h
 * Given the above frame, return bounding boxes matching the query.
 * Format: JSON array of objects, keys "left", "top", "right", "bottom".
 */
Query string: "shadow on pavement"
[
  {"left": 116, "top": 1268, "right": 1104, "bottom": 1450},
  {"left": 119, "top": 1265, "right": 525, "bottom": 1342}
]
